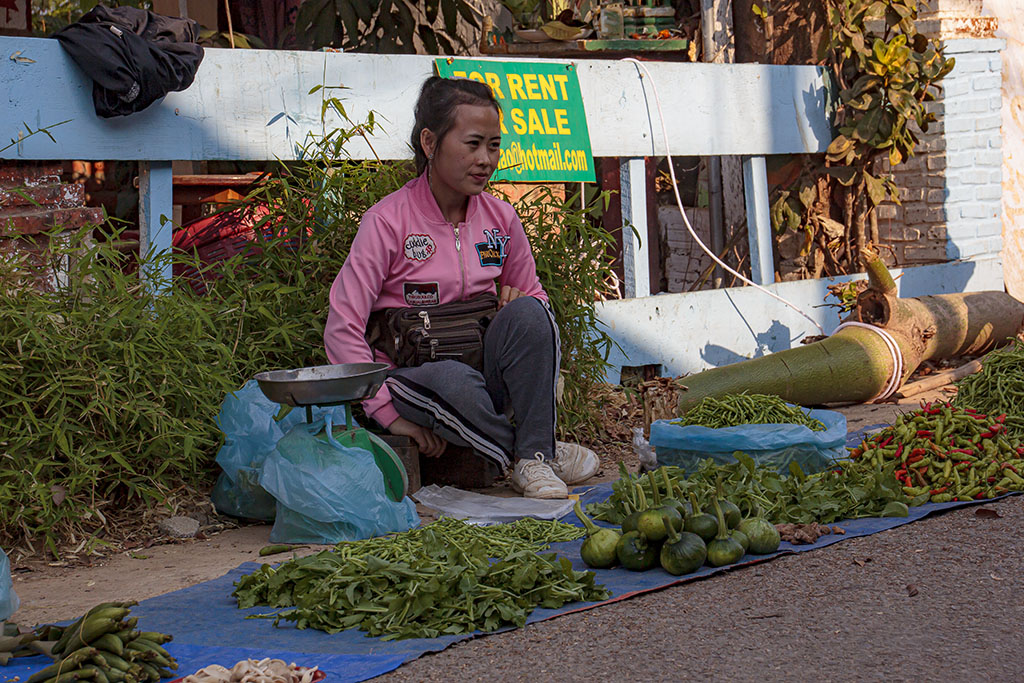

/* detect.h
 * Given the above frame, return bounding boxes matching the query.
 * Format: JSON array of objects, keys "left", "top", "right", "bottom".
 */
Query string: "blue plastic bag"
[
  {"left": 259, "top": 415, "right": 419, "bottom": 544},
  {"left": 210, "top": 380, "right": 348, "bottom": 521},
  {"left": 650, "top": 407, "right": 847, "bottom": 475},
  {"left": 0, "top": 548, "right": 19, "bottom": 621}
]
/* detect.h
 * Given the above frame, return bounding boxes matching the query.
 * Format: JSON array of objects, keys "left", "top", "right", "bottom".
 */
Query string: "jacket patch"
[
  {"left": 475, "top": 228, "right": 510, "bottom": 268},
  {"left": 404, "top": 233, "right": 436, "bottom": 261},
  {"left": 404, "top": 282, "right": 440, "bottom": 306}
]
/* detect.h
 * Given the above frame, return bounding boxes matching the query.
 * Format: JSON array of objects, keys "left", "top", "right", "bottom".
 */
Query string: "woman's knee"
[{"left": 494, "top": 296, "right": 556, "bottom": 337}]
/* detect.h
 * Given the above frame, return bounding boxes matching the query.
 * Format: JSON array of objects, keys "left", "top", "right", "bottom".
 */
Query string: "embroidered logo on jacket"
[
  {"left": 404, "top": 234, "right": 436, "bottom": 261},
  {"left": 475, "top": 229, "right": 510, "bottom": 267},
  {"left": 403, "top": 282, "right": 440, "bottom": 306}
]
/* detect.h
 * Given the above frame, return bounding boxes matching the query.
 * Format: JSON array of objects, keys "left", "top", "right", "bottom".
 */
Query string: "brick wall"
[
  {"left": 875, "top": 7, "right": 1004, "bottom": 267},
  {"left": 660, "top": 205, "right": 712, "bottom": 292},
  {"left": 0, "top": 162, "right": 105, "bottom": 290}
]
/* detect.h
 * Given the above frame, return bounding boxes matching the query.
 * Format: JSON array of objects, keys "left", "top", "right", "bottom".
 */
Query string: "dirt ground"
[{"left": 15, "top": 387, "right": 1011, "bottom": 680}]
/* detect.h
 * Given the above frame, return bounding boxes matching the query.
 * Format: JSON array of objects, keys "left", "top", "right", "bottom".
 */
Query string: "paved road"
[{"left": 380, "top": 494, "right": 1024, "bottom": 682}]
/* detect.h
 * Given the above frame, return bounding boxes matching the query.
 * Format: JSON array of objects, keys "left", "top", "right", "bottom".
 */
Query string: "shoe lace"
[{"left": 519, "top": 453, "right": 551, "bottom": 477}]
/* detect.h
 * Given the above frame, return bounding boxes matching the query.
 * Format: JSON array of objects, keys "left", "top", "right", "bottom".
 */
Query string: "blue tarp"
[{"left": 7, "top": 482, "right": 1015, "bottom": 683}]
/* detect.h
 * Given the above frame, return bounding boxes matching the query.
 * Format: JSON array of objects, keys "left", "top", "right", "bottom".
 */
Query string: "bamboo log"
[
  {"left": 677, "top": 253, "right": 1024, "bottom": 411},
  {"left": 894, "top": 356, "right": 985, "bottom": 399}
]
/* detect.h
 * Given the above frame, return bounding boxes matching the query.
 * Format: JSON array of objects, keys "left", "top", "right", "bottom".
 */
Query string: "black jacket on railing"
[{"left": 54, "top": 5, "right": 205, "bottom": 118}]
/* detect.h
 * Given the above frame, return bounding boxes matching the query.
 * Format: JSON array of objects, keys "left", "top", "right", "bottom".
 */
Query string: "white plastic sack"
[{"left": 412, "top": 484, "right": 576, "bottom": 524}]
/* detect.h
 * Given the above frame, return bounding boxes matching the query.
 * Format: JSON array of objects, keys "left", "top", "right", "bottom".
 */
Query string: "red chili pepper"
[
  {"left": 975, "top": 492, "right": 986, "bottom": 500},
  {"left": 996, "top": 414, "right": 1006, "bottom": 423},
  {"left": 971, "top": 414, "right": 988, "bottom": 420},
  {"left": 1017, "top": 447, "right": 1024, "bottom": 456},
  {"left": 987, "top": 476, "right": 997, "bottom": 484},
  {"left": 895, "top": 444, "right": 905, "bottom": 459},
  {"left": 916, "top": 430, "right": 933, "bottom": 438},
  {"left": 979, "top": 431, "right": 994, "bottom": 439},
  {"left": 879, "top": 435, "right": 893, "bottom": 447},
  {"left": 907, "top": 453, "right": 924, "bottom": 464},
  {"left": 930, "top": 485, "right": 949, "bottom": 495},
  {"left": 951, "top": 448, "right": 975, "bottom": 455},
  {"left": 1002, "top": 463, "right": 1020, "bottom": 475},
  {"left": 965, "top": 408, "right": 977, "bottom": 413}
]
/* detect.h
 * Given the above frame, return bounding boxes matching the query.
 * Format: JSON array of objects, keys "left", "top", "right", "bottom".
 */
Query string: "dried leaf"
[
  {"left": 50, "top": 484, "right": 66, "bottom": 506},
  {"left": 975, "top": 508, "right": 1001, "bottom": 519},
  {"left": 906, "top": 584, "right": 918, "bottom": 597}
]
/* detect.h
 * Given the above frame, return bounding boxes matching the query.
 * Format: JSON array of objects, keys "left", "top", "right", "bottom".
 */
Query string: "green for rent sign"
[{"left": 435, "top": 58, "right": 595, "bottom": 183}]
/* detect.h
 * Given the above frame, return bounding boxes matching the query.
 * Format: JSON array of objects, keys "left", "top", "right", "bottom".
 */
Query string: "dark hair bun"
[{"left": 410, "top": 76, "right": 501, "bottom": 175}]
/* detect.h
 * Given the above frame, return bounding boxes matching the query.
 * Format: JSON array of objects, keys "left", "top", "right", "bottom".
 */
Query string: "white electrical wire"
[
  {"left": 621, "top": 57, "right": 825, "bottom": 335},
  {"left": 833, "top": 321, "right": 905, "bottom": 400}
]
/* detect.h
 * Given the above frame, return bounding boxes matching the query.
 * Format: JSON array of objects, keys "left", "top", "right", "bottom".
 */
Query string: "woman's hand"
[
  {"left": 387, "top": 417, "right": 447, "bottom": 458},
  {"left": 499, "top": 285, "right": 525, "bottom": 309}
]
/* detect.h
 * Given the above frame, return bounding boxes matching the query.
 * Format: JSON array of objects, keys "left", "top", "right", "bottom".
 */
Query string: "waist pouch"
[{"left": 366, "top": 293, "right": 499, "bottom": 372}]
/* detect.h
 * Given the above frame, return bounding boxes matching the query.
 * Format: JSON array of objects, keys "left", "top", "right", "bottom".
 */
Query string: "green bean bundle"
[
  {"left": 952, "top": 339, "right": 1024, "bottom": 440},
  {"left": 671, "top": 393, "right": 826, "bottom": 431}
]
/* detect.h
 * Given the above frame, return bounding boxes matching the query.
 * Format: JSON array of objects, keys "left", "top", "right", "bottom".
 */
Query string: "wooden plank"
[
  {"left": 742, "top": 155, "right": 774, "bottom": 286},
  {"left": 0, "top": 36, "right": 832, "bottom": 162},
  {"left": 620, "top": 157, "right": 650, "bottom": 298},
  {"left": 138, "top": 161, "right": 174, "bottom": 290}
]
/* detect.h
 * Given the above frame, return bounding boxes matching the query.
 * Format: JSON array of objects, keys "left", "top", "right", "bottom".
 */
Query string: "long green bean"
[
  {"left": 672, "top": 393, "right": 826, "bottom": 431},
  {"left": 952, "top": 339, "right": 1024, "bottom": 440}
]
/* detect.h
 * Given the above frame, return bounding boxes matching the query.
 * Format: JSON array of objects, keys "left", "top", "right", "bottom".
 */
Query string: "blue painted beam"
[
  {"left": 0, "top": 36, "right": 833, "bottom": 162},
  {"left": 138, "top": 161, "right": 174, "bottom": 291}
]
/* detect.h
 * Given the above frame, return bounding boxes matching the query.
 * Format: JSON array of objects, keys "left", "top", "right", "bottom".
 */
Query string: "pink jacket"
[{"left": 324, "top": 173, "right": 548, "bottom": 428}]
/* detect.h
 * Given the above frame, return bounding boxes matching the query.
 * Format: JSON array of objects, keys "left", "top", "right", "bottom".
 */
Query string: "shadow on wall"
[{"left": 700, "top": 318, "right": 795, "bottom": 367}]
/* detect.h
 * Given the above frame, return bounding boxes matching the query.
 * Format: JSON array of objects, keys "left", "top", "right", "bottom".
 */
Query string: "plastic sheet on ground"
[
  {"left": 411, "top": 484, "right": 576, "bottom": 523},
  {"left": 9, "top": 485, "right": 1018, "bottom": 683}
]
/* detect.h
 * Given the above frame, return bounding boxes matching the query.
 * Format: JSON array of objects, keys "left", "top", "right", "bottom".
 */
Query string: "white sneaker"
[
  {"left": 510, "top": 454, "right": 568, "bottom": 499},
  {"left": 551, "top": 441, "right": 600, "bottom": 485}
]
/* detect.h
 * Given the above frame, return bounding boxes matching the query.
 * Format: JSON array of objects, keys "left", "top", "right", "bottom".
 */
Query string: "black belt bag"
[{"left": 366, "top": 293, "right": 499, "bottom": 372}]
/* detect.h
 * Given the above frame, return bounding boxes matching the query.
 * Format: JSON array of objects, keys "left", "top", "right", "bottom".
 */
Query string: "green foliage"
[
  {"left": 0, "top": 235, "right": 236, "bottom": 556},
  {"left": 32, "top": 1, "right": 151, "bottom": 35},
  {"left": 292, "top": 0, "right": 478, "bottom": 54},
  {"left": 587, "top": 455, "right": 908, "bottom": 527},
  {"left": 232, "top": 517, "right": 603, "bottom": 640},
  {"left": 824, "top": 1, "right": 954, "bottom": 176},
  {"left": 770, "top": 0, "right": 954, "bottom": 275}
]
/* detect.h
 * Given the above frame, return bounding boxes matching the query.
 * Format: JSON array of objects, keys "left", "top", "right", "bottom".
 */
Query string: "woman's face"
[{"left": 422, "top": 103, "right": 502, "bottom": 200}]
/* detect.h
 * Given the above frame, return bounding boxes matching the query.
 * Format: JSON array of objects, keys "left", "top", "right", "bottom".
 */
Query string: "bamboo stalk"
[{"left": 895, "top": 356, "right": 985, "bottom": 399}]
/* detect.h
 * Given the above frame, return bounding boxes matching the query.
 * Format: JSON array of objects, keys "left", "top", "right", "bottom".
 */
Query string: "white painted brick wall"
[
  {"left": 942, "top": 39, "right": 1004, "bottom": 259},
  {"left": 877, "top": 37, "right": 1004, "bottom": 265}
]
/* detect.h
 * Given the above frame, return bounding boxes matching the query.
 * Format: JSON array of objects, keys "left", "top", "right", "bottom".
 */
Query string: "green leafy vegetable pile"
[
  {"left": 587, "top": 458, "right": 907, "bottom": 526},
  {"left": 952, "top": 339, "right": 1024, "bottom": 440},
  {"left": 671, "top": 393, "right": 827, "bottom": 431},
  {"left": 232, "top": 518, "right": 607, "bottom": 640}
]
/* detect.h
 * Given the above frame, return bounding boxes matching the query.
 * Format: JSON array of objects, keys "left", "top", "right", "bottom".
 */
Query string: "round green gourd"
[
  {"left": 684, "top": 492, "right": 718, "bottom": 543},
  {"left": 730, "top": 528, "right": 750, "bottom": 553},
  {"left": 737, "top": 507, "right": 781, "bottom": 555},
  {"left": 574, "top": 501, "right": 621, "bottom": 569},
  {"left": 704, "top": 498, "right": 742, "bottom": 529},
  {"left": 616, "top": 530, "right": 658, "bottom": 571},
  {"left": 636, "top": 509, "right": 669, "bottom": 542},
  {"left": 658, "top": 514, "right": 707, "bottom": 576},
  {"left": 705, "top": 495, "right": 745, "bottom": 567}
]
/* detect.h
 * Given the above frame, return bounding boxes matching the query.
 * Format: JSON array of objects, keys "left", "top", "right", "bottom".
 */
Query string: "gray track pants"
[{"left": 383, "top": 296, "right": 560, "bottom": 472}]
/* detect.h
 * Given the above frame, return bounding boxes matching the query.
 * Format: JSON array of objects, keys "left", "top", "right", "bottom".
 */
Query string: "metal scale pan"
[{"left": 254, "top": 362, "right": 408, "bottom": 502}]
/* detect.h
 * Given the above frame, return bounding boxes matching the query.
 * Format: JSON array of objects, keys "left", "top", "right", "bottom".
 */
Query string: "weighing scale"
[{"left": 254, "top": 362, "right": 408, "bottom": 502}]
